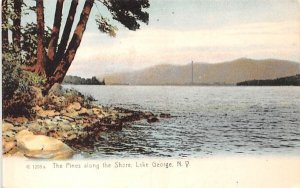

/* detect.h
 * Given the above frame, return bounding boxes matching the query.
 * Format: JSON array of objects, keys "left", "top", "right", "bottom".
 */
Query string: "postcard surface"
[{"left": 2, "top": 0, "right": 300, "bottom": 187}]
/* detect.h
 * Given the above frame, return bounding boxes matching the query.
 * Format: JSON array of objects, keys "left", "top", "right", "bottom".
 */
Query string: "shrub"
[{"left": 2, "top": 52, "right": 41, "bottom": 118}]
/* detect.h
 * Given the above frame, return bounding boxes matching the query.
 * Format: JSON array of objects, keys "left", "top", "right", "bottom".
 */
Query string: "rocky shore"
[{"left": 2, "top": 84, "right": 170, "bottom": 159}]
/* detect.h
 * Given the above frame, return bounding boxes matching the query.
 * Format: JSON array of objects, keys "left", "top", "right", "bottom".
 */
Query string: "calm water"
[{"left": 63, "top": 85, "right": 300, "bottom": 158}]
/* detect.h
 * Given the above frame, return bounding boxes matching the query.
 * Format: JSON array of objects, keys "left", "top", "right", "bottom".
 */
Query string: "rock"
[
  {"left": 61, "top": 115, "right": 75, "bottom": 122},
  {"left": 41, "top": 109, "right": 59, "bottom": 118},
  {"left": 160, "top": 113, "right": 171, "bottom": 118},
  {"left": 92, "top": 107, "right": 102, "bottom": 115},
  {"left": 67, "top": 102, "right": 81, "bottom": 112},
  {"left": 78, "top": 107, "right": 90, "bottom": 116},
  {"left": 3, "top": 131, "right": 15, "bottom": 138},
  {"left": 144, "top": 112, "right": 154, "bottom": 117},
  {"left": 16, "top": 130, "right": 74, "bottom": 160},
  {"left": 49, "top": 83, "right": 63, "bottom": 96},
  {"left": 12, "top": 125, "right": 26, "bottom": 132},
  {"left": 16, "top": 130, "right": 34, "bottom": 140},
  {"left": 47, "top": 95, "right": 65, "bottom": 108},
  {"left": 28, "top": 122, "right": 42, "bottom": 133},
  {"left": 60, "top": 109, "right": 67, "bottom": 114},
  {"left": 67, "top": 134, "right": 77, "bottom": 140},
  {"left": 2, "top": 122, "right": 14, "bottom": 132},
  {"left": 39, "top": 128, "right": 48, "bottom": 135},
  {"left": 14, "top": 117, "right": 28, "bottom": 124},
  {"left": 44, "top": 119, "right": 58, "bottom": 127},
  {"left": 64, "top": 111, "right": 79, "bottom": 118},
  {"left": 147, "top": 116, "right": 159, "bottom": 123},
  {"left": 32, "top": 105, "right": 42, "bottom": 112},
  {"left": 31, "top": 86, "right": 45, "bottom": 106},
  {"left": 3, "top": 140, "right": 16, "bottom": 153},
  {"left": 60, "top": 124, "right": 72, "bottom": 131}
]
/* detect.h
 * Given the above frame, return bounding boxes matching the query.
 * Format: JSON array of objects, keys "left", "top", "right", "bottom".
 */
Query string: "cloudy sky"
[{"left": 40, "top": 0, "right": 300, "bottom": 77}]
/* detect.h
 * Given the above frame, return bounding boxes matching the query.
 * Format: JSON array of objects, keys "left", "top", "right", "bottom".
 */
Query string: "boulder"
[
  {"left": 91, "top": 107, "right": 101, "bottom": 114},
  {"left": 147, "top": 116, "right": 159, "bottom": 123},
  {"left": 12, "top": 125, "right": 26, "bottom": 132},
  {"left": 64, "top": 111, "right": 79, "bottom": 118},
  {"left": 3, "top": 131, "right": 15, "bottom": 138},
  {"left": 60, "top": 123, "right": 72, "bottom": 131},
  {"left": 48, "top": 83, "right": 63, "bottom": 97},
  {"left": 2, "top": 122, "right": 14, "bottom": 132},
  {"left": 160, "top": 113, "right": 171, "bottom": 118},
  {"left": 16, "top": 130, "right": 74, "bottom": 160},
  {"left": 67, "top": 102, "right": 81, "bottom": 112},
  {"left": 78, "top": 107, "right": 91, "bottom": 116},
  {"left": 37, "top": 109, "right": 59, "bottom": 118},
  {"left": 3, "top": 140, "right": 16, "bottom": 153},
  {"left": 31, "top": 86, "right": 45, "bottom": 106},
  {"left": 14, "top": 117, "right": 28, "bottom": 124},
  {"left": 60, "top": 115, "right": 75, "bottom": 122},
  {"left": 144, "top": 111, "right": 154, "bottom": 118},
  {"left": 28, "top": 122, "right": 42, "bottom": 132}
]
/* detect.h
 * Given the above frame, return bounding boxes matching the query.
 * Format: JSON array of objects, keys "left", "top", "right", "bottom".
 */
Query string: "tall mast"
[{"left": 191, "top": 60, "right": 194, "bottom": 85}]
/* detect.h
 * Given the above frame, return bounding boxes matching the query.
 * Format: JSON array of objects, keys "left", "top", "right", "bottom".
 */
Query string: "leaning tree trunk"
[
  {"left": 2, "top": 0, "right": 9, "bottom": 57},
  {"left": 44, "top": 0, "right": 94, "bottom": 93},
  {"left": 45, "top": 0, "right": 65, "bottom": 77},
  {"left": 35, "top": 0, "right": 46, "bottom": 75},
  {"left": 12, "top": 0, "right": 22, "bottom": 53},
  {"left": 54, "top": 0, "right": 79, "bottom": 66}
]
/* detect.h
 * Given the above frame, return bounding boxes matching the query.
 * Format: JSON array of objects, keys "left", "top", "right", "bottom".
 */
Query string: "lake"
[{"left": 63, "top": 85, "right": 300, "bottom": 158}]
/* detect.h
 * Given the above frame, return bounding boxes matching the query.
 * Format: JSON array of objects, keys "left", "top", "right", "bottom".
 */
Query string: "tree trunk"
[
  {"left": 44, "top": 0, "right": 94, "bottom": 93},
  {"left": 45, "top": 0, "right": 65, "bottom": 77},
  {"left": 12, "top": 0, "right": 22, "bottom": 53},
  {"left": 55, "top": 0, "right": 78, "bottom": 65},
  {"left": 35, "top": 0, "right": 46, "bottom": 75},
  {"left": 2, "top": 0, "right": 9, "bottom": 57}
]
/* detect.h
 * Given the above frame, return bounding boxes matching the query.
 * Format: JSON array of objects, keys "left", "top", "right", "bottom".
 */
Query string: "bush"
[
  {"left": 2, "top": 56, "right": 38, "bottom": 118},
  {"left": 2, "top": 86, "right": 36, "bottom": 117},
  {"left": 2, "top": 22, "right": 50, "bottom": 118}
]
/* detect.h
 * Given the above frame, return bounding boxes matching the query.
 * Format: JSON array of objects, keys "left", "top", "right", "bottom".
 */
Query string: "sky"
[{"left": 31, "top": 0, "right": 300, "bottom": 77}]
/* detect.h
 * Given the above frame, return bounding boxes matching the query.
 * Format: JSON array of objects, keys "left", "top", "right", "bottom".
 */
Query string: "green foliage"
[
  {"left": 2, "top": 60, "right": 20, "bottom": 101},
  {"left": 2, "top": 32, "right": 47, "bottom": 118},
  {"left": 2, "top": 55, "right": 36, "bottom": 117},
  {"left": 2, "top": 0, "right": 26, "bottom": 31},
  {"left": 96, "top": 0, "right": 149, "bottom": 35},
  {"left": 2, "top": 85, "right": 36, "bottom": 117},
  {"left": 22, "top": 23, "right": 52, "bottom": 66},
  {"left": 22, "top": 71, "right": 47, "bottom": 87}
]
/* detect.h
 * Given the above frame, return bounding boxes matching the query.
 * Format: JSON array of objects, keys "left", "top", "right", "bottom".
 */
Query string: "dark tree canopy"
[{"left": 97, "top": 0, "right": 149, "bottom": 34}]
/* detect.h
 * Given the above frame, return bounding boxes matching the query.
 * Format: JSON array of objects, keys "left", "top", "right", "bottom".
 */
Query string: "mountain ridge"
[{"left": 103, "top": 58, "right": 300, "bottom": 85}]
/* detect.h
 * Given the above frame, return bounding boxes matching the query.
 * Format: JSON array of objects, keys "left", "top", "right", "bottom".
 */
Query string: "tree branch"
[
  {"left": 45, "top": 0, "right": 65, "bottom": 76},
  {"left": 44, "top": 0, "right": 94, "bottom": 93},
  {"left": 55, "top": 0, "right": 78, "bottom": 64}
]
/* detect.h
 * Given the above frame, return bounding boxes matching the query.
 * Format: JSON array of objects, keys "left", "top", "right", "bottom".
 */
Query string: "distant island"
[
  {"left": 63, "top": 75, "right": 105, "bottom": 85},
  {"left": 237, "top": 74, "right": 300, "bottom": 86}
]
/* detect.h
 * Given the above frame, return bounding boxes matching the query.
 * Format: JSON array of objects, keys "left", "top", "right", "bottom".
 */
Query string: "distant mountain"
[
  {"left": 63, "top": 75, "right": 105, "bottom": 85},
  {"left": 237, "top": 74, "right": 300, "bottom": 86},
  {"left": 104, "top": 58, "right": 300, "bottom": 85}
]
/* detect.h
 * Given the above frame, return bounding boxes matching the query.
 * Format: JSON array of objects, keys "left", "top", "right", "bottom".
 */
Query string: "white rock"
[{"left": 16, "top": 130, "right": 74, "bottom": 159}]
